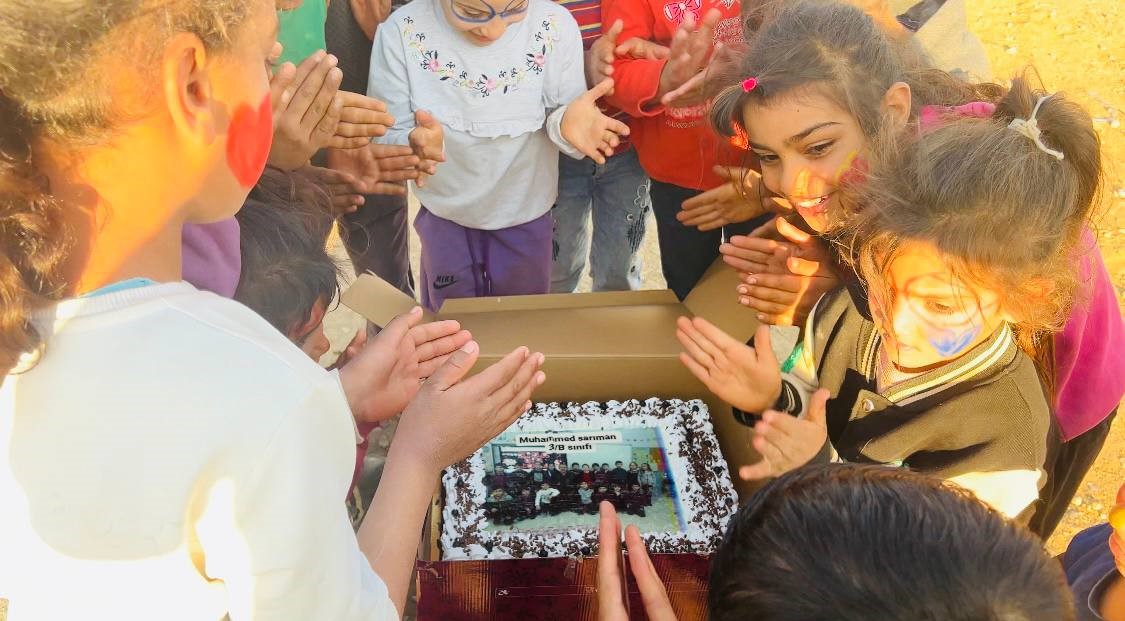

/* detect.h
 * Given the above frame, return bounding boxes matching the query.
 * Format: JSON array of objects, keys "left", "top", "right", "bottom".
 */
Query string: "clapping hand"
[{"left": 561, "top": 79, "right": 631, "bottom": 164}]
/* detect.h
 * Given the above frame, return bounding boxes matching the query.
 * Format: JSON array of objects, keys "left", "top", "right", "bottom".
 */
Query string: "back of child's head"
[
  {"left": 708, "top": 464, "right": 1073, "bottom": 621},
  {"left": 843, "top": 76, "right": 1102, "bottom": 391},
  {"left": 0, "top": 0, "right": 253, "bottom": 370},
  {"left": 234, "top": 170, "right": 340, "bottom": 342},
  {"left": 711, "top": 1, "right": 1000, "bottom": 143}
]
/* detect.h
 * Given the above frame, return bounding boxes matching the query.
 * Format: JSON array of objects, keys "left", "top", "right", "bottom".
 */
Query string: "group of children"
[
  {"left": 1, "top": 0, "right": 1123, "bottom": 618},
  {"left": 484, "top": 461, "right": 662, "bottom": 523}
]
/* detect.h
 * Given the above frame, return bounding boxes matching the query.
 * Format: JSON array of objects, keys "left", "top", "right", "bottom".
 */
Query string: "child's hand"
[
  {"left": 586, "top": 19, "right": 672, "bottom": 86},
  {"left": 339, "top": 307, "right": 472, "bottom": 424},
  {"left": 739, "top": 389, "right": 830, "bottom": 481},
  {"left": 332, "top": 92, "right": 395, "bottom": 148},
  {"left": 395, "top": 343, "right": 547, "bottom": 473},
  {"left": 678, "top": 165, "right": 768, "bottom": 231},
  {"left": 325, "top": 143, "right": 422, "bottom": 197},
  {"left": 269, "top": 51, "right": 344, "bottom": 171},
  {"left": 295, "top": 165, "right": 368, "bottom": 215},
  {"left": 408, "top": 109, "right": 445, "bottom": 187},
  {"left": 561, "top": 79, "right": 631, "bottom": 165},
  {"left": 596, "top": 502, "right": 676, "bottom": 621},
  {"left": 725, "top": 217, "right": 843, "bottom": 326},
  {"left": 676, "top": 321, "right": 781, "bottom": 413},
  {"left": 652, "top": 9, "right": 721, "bottom": 107}
]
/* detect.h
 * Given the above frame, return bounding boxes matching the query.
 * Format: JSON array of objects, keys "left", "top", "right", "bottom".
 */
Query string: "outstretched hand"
[
  {"left": 338, "top": 307, "right": 472, "bottom": 425},
  {"left": 652, "top": 9, "right": 721, "bottom": 108},
  {"left": 678, "top": 165, "right": 769, "bottom": 231},
  {"left": 408, "top": 109, "right": 445, "bottom": 187},
  {"left": 723, "top": 217, "right": 843, "bottom": 326},
  {"left": 586, "top": 19, "right": 671, "bottom": 86},
  {"left": 268, "top": 51, "right": 344, "bottom": 171},
  {"left": 561, "top": 79, "right": 631, "bottom": 165},
  {"left": 596, "top": 502, "right": 677, "bottom": 621},
  {"left": 738, "top": 389, "right": 830, "bottom": 481},
  {"left": 395, "top": 343, "right": 547, "bottom": 472},
  {"left": 325, "top": 142, "right": 422, "bottom": 197},
  {"left": 677, "top": 321, "right": 781, "bottom": 414}
]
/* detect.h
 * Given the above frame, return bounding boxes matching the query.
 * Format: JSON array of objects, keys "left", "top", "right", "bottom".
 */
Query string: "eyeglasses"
[{"left": 449, "top": 0, "right": 529, "bottom": 23}]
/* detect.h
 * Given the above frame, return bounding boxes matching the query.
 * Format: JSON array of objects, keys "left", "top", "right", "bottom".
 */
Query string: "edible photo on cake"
[
  {"left": 440, "top": 399, "right": 739, "bottom": 560},
  {"left": 480, "top": 427, "right": 683, "bottom": 534}
]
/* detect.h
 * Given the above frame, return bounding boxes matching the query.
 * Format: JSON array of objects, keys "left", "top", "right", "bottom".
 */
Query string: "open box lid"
[
  {"left": 342, "top": 258, "right": 762, "bottom": 499},
  {"left": 340, "top": 258, "right": 757, "bottom": 356}
]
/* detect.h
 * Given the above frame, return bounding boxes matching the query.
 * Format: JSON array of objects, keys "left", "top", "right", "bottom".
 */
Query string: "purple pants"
[{"left": 415, "top": 207, "right": 552, "bottom": 311}]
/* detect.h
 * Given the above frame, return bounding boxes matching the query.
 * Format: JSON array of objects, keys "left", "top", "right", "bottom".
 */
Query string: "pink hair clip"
[{"left": 741, "top": 77, "right": 758, "bottom": 93}]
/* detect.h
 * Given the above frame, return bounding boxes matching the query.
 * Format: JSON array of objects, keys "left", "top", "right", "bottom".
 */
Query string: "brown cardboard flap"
[
  {"left": 341, "top": 273, "right": 431, "bottom": 326},
  {"left": 442, "top": 305, "right": 685, "bottom": 358},
  {"left": 683, "top": 259, "right": 759, "bottom": 342},
  {"left": 440, "top": 289, "right": 678, "bottom": 314}
]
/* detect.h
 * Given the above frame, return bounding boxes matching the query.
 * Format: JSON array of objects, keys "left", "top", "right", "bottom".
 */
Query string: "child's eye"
[
  {"left": 924, "top": 300, "right": 957, "bottom": 314},
  {"left": 806, "top": 141, "right": 833, "bottom": 157},
  {"left": 754, "top": 151, "right": 779, "bottom": 165}
]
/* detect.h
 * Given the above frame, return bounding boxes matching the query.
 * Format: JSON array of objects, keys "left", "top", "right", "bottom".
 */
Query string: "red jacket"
[{"left": 603, "top": 0, "right": 744, "bottom": 189}]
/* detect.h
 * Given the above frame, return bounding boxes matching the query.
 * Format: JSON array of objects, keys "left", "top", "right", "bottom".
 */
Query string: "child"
[
  {"left": 535, "top": 482, "right": 562, "bottom": 515},
  {"left": 1061, "top": 481, "right": 1125, "bottom": 621},
  {"left": 603, "top": 0, "right": 766, "bottom": 299},
  {"left": 370, "top": 0, "right": 630, "bottom": 310},
  {"left": 0, "top": 1, "right": 546, "bottom": 617},
  {"left": 233, "top": 193, "right": 340, "bottom": 362},
  {"left": 515, "top": 487, "right": 538, "bottom": 521},
  {"left": 485, "top": 487, "right": 516, "bottom": 525},
  {"left": 708, "top": 1, "right": 1123, "bottom": 532},
  {"left": 550, "top": 4, "right": 651, "bottom": 294},
  {"left": 679, "top": 79, "right": 1103, "bottom": 519},
  {"left": 708, "top": 465, "right": 1073, "bottom": 620},
  {"left": 593, "top": 464, "right": 610, "bottom": 486},
  {"left": 578, "top": 481, "right": 595, "bottom": 513},
  {"left": 580, "top": 463, "right": 595, "bottom": 485},
  {"left": 610, "top": 483, "right": 625, "bottom": 509},
  {"left": 623, "top": 483, "right": 648, "bottom": 517}
]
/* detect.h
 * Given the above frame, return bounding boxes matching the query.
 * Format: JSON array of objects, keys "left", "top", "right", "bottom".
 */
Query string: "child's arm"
[{"left": 367, "top": 19, "right": 414, "bottom": 148}]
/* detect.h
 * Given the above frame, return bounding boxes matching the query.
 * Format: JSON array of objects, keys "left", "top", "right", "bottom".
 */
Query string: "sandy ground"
[{"left": 325, "top": 0, "right": 1125, "bottom": 555}]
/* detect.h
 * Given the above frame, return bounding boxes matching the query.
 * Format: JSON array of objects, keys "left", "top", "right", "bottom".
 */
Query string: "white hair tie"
[{"left": 1008, "top": 95, "right": 1065, "bottom": 160}]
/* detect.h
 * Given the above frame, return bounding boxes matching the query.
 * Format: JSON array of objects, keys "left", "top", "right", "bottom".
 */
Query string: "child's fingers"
[
  {"left": 751, "top": 324, "right": 774, "bottom": 367},
  {"left": 310, "top": 93, "right": 344, "bottom": 148},
  {"left": 775, "top": 215, "right": 812, "bottom": 244},
  {"left": 742, "top": 272, "right": 804, "bottom": 295},
  {"left": 738, "top": 461, "right": 775, "bottom": 481},
  {"left": 737, "top": 284, "right": 798, "bottom": 307},
  {"left": 624, "top": 525, "right": 677, "bottom": 621},
  {"left": 722, "top": 254, "right": 767, "bottom": 274},
  {"left": 410, "top": 319, "right": 463, "bottom": 347},
  {"left": 689, "top": 316, "right": 744, "bottom": 355},
  {"left": 596, "top": 502, "right": 629, "bottom": 621},
  {"left": 299, "top": 64, "right": 342, "bottom": 132},
  {"left": 752, "top": 432, "right": 789, "bottom": 471},
  {"left": 787, "top": 256, "right": 823, "bottom": 278},
  {"left": 369, "top": 181, "right": 408, "bottom": 196},
  {"left": 675, "top": 328, "right": 716, "bottom": 369},
  {"left": 742, "top": 297, "right": 791, "bottom": 317}
]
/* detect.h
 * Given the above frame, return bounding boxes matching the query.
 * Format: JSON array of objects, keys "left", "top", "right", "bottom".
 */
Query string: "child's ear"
[
  {"left": 162, "top": 32, "right": 218, "bottom": 146},
  {"left": 882, "top": 81, "right": 912, "bottom": 129}
]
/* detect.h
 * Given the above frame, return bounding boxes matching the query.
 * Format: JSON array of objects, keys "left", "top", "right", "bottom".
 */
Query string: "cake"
[{"left": 440, "top": 399, "right": 739, "bottom": 560}]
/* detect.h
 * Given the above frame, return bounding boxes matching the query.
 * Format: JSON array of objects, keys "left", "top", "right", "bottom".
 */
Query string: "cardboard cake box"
[
  {"left": 341, "top": 258, "right": 762, "bottom": 512},
  {"left": 342, "top": 260, "right": 760, "bottom": 619}
]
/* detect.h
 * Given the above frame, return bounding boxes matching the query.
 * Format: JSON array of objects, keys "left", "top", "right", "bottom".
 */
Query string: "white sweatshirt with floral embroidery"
[{"left": 370, "top": 0, "right": 585, "bottom": 230}]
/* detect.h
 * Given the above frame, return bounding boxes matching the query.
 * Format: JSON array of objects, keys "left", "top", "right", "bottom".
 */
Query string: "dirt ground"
[{"left": 324, "top": 0, "right": 1125, "bottom": 555}]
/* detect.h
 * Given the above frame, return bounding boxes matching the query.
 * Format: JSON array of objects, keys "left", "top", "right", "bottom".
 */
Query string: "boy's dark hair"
[
  {"left": 709, "top": 464, "right": 1073, "bottom": 621},
  {"left": 234, "top": 170, "right": 340, "bottom": 338}
]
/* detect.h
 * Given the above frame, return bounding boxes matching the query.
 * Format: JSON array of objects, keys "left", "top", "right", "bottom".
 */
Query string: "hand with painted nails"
[
  {"left": 331, "top": 91, "right": 395, "bottom": 148},
  {"left": 339, "top": 307, "right": 473, "bottom": 425},
  {"left": 651, "top": 9, "right": 721, "bottom": 108},
  {"left": 294, "top": 164, "right": 368, "bottom": 216},
  {"left": 561, "top": 79, "right": 631, "bottom": 165},
  {"left": 677, "top": 321, "right": 781, "bottom": 414},
  {"left": 678, "top": 165, "right": 773, "bottom": 231},
  {"left": 325, "top": 142, "right": 422, "bottom": 197},
  {"left": 396, "top": 342, "right": 548, "bottom": 473},
  {"left": 268, "top": 51, "right": 345, "bottom": 171},
  {"left": 596, "top": 501, "right": 677, "bottom": 621},
  {"left": 408, "top": 109, "right": 445, "bottom": 187},
  {"left": 724, "top": 217, "right": 842, "bottom": 326},
  {"left": 738, "top": 389, "right": 830, "bottom": 481}
]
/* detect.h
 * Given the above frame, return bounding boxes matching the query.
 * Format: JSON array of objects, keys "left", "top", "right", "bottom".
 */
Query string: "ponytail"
[{"left": 0, "top": 91, "right": 71, "bottom": 373}]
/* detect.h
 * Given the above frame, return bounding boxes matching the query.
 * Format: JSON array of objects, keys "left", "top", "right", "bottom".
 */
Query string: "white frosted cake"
[{"left": 440, "top": 399, "right": 738, "bottom": 560}]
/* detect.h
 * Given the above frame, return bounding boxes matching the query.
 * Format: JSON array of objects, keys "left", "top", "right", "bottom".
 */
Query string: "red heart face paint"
[{"left": 226, "top": 94, "right": 273, "bottom": 188}]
